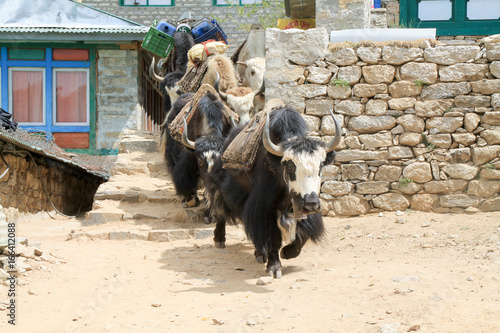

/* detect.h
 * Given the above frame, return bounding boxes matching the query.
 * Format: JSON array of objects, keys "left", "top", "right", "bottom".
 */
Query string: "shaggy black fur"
[
  {"left": 161, "top": 71, "right": 185, "bottom": 117},
  {"left": 207, "top": 106, "right": 336, "bottom": 277},
  {"left": 173, "top": 32, "right": 195, "bottom": 73},
  {"left": 162, "top": 90, "right": 231, "bottom": 209}
]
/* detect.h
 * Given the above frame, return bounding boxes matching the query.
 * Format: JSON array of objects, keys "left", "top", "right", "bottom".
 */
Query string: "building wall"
[
  {"left": 0, "top": 153, "right": 101, "bottom": 214},
  {"left": 97, "top": 49, "right": 141, "bottom": 150},
  {"left": 80, "top": 0, "right": 277, "bottom": 54},
  {"left": 266, "top": 28, "right": 500, "bottom": 216}
]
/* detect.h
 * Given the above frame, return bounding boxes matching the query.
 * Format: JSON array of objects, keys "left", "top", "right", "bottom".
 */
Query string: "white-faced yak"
[{"left": 205, "top": 103, "right": 341, "bottom": 277}]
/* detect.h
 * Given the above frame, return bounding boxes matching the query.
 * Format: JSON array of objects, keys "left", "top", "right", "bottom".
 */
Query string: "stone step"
[
  {"left": 119, "top": 131, "right": 159, "bottom": 153},
  {"left": 84, "top": 204, "right": 205, "bottom": 226},
  {"left": 67, "top": 227, "right": 214, "bottom": 242}
]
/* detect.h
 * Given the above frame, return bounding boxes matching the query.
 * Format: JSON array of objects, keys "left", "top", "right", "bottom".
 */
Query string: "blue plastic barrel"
[
  {"left": 191, "top": 20, "right": 213, "bottom": 40},
  {"left": 374, "top": 0, "right": 381, "bottom": 8},
  {"left": 156, "top": 21, "right": 176, "bottom": 37}
]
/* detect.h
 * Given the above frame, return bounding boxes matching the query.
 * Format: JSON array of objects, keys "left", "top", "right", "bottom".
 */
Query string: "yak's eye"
[
  {"left": 250, "top": 69, "right": 255, "bottom": 76},
  {"left": 197, "top": 158, "right": 205, "bottom": 167}
]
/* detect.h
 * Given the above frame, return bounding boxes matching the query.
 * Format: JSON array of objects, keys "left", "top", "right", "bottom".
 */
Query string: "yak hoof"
[
  {"left": 267, "top": 267, "right": 282, "bottom": 278},
  {"left": 255, "top": 255, "right": 267, "bottom": 264},
  {"left": 214, "top": 241, "right": 225, "bottom": 248},
  {"left": 280, "top": 245, "right": 301, "bottom": 260},
  {"left": 182, "top": 196, "right": 200, "bottom": 208}
]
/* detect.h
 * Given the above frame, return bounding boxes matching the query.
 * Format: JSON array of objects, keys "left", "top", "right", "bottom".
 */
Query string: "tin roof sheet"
[
  {"left": 0, "top": 128, "right": 113, "bottom": 181},
  {"left": 0, "top": 0, "right": 148, "bottom": 39}
]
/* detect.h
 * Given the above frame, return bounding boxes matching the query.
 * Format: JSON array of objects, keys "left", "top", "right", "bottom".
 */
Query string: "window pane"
[
  {"left": 11, "top": 70, "right": 44, "bottom": 123},
  {"left": 241, "top": 0, "right": 262, "bottom": 4},
  {"left": 467, "top": 0, "right": 500, "bottom": 20},
  {"left": 123, "top": 0, "right": 147, "bottom": 5},
  {"left": 418, "top": 0, "right": 452, "bottom": 21},
  {"left": 148, "top": 0, "right": 172, "bottom": 5},
  {"left": 53, "top": 49, "right": 89, "bottom": 61},
  {"left": 55, "top": 71, "right": 87, "bottom": 124}
]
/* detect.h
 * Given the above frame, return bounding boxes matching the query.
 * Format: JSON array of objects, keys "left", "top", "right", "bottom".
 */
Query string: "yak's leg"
[
  {"left": 213, "top": 217, "right": 226, "bottom": 248},
  {"left": 266, "top": 223, "right": 283, "bottom": 278},
  {"left": 280, "top": 234, "right": 309, "bottom": 259},
  {"left": 254, "top": 249, "right": 268, "bottom": 264}
]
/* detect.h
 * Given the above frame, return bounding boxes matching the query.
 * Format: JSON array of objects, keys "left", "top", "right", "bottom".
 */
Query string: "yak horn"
[
  {"left": 262, "top": 112, "right": 284, "bottom": 157},
  {"left": 215, "top": 71, "right": 228, "bottom": 100},
  {"left": 230, "top": 113, "right": 237, "bottom": 127},
  {"left": 252, "top": 77, "right": 265, "bottom": 96},
  {"left": 236, "top": 61, "right": 247, "bottom": 67},
  {"left": 181, "top": 117, "right": 196, "bottom": 150},
  {"left": 149, "top": 57, "right": 165, "bottom": 82},
  {"left": 325, "top": 109, "right": 341, "bottom": 153}
]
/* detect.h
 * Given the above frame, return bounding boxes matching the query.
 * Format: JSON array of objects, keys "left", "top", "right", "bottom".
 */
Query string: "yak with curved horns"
[
  {"left": 206, "top": 101, "right": 342, "bottom": 277},
  {"left": 162, "top": 90, "right": 233, "bottom": 212}
]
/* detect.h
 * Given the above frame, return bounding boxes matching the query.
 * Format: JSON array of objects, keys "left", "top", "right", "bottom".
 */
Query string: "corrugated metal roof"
[
  {"left": 0, "top": 0, "right": 148, "bottom": 41},
  {"left": 0, "top": 26, "right": 150, "bottom": 34},
  {"left": 0, "top": 128, "right": 113, "bottom": 181}
]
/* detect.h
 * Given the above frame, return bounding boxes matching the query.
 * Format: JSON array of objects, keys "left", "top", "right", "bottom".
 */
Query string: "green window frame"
[
  {"left": 400, "top": 0, "right": 500, "bottom": 36},
  {"left": 213, "top": 0, "right": 263, "bottom": 6},
  {"left": 120, "top": 0, "right": 174, "bottom": 6}
]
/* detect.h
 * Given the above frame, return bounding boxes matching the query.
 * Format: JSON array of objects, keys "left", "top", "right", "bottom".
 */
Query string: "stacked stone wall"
[
  {"left": 0, "top": 153, "right": 101, "bottom": 215},
  {"left": 266, "top": 28, "right": 500, "bottom": 216}
]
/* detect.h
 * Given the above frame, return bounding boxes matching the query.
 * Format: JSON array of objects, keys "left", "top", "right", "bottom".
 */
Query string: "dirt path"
[{"left": 1, "top": 210, "right": 499, "bottom": 333}]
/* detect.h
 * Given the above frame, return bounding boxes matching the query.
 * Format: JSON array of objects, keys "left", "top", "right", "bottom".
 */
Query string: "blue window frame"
[{"left": 0, "top": 46, "right": 91, "bottom": 137}]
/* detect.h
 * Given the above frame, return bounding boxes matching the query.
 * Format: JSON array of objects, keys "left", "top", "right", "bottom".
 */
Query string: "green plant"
[
  {"left": 414, "top": 79, "right": 430, "bottom": 87},
  {"left": 485, "top": 163, "right": 496, "bottom": 170},
  {"left": 212, "top": 0, "right": 285, "bottom": 30},
  {"left": 444, "top": 106, "right": 455, "bottom": 113},
  {"left": 331, "top": 78, "right": 350, "bottom": 88},
  {"left": 399, "top": 177, "right": 414, "bottom": 188},
  {"left": 421, "top": 132, "right": 436, "bottom": 151},
  {"left": 388, "top": 19, "right": 420, "bottom": 29}
]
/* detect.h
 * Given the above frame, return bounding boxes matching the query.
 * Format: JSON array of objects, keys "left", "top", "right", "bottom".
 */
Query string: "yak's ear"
[{"left": 325, "top": 150, "right": 336, "bottom": 165}]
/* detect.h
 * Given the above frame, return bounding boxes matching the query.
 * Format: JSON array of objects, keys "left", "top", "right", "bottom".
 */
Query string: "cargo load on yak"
[
  {"left": 168, "top": 84, "right": 239, "bottom": 143},
  {"left": 221, "top": 99, "right": 287, "bottom": 171},
  {"left": 177, "top": 39, "right": 231, "bottom": 93}
]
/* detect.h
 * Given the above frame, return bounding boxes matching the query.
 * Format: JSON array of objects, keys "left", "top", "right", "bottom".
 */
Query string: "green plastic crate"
[{"left": 141, "top": 27, "right": 175, "bottom": 58}]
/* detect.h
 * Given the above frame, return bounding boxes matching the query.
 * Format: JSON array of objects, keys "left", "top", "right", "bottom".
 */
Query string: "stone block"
[
  {"left": 321, "top": 181, "right": 354, "bottom": 196},
  {"left": 402, "top": 162, "right": 433, "bottom": 183},
  {"left": 333, "top": 195, "right": 371, "bottom": 216},
  {"left": 337, "top": 66, "right": 362, "bottom": 85},
  {"left": 439, "top": 64, "right": 489, "bottom": 82},
  {"left": 442, "top": 164, "right": 479, "bottom": 180},
  {"left": 348, "top": 115, "right": 396, "bottom": 133},
  {"left": 362, "top": 65, "right": 396, "bottom": 84},
  {"left": 389, "top": 81, "right": 422, "bottom": 98},
  {"left": 440, "top": 194, "right": 480, "bottom": 208},
  {"left": 382, "top": 47, "right": 423, "bottom": 65},
  {"left": 355, "top": 181, "right": 390, "bottom": 194},
  {"left": 366, "top": 99, "right": 388, "bottom": 115},
  {"left": 421, "top": 83, "right": 471, "bottom": 100},
  {"left": 400, "top": 62, "right": 438, "bottom": 84},
  {"left": 372, "top": 193, "right": 410, "bottom": 211},
  {"left": 424, "top": 45, "right": 480, "bottom": 65}
]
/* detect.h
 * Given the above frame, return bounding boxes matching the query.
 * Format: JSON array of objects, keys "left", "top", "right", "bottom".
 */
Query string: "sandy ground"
[{"left": 1, "top": 209, "right": 499, "bottom": 333}]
